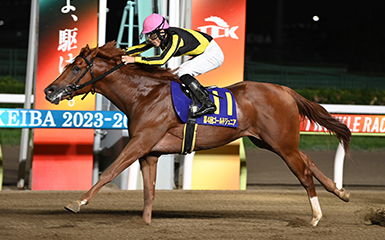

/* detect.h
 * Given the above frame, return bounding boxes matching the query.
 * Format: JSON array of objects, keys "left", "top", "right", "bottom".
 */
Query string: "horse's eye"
[{"left": 72, "top": 65, "right": 81, "bottom": 73}]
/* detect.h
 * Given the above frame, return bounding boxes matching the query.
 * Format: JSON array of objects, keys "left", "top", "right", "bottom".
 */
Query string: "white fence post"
[{"left": 333, "top": 143, "right": 345, "bottom": 190}]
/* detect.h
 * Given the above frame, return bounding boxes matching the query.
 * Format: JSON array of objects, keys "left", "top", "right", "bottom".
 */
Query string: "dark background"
[{"left": 0, "top": 0, "right": 384, "bottom": 73}]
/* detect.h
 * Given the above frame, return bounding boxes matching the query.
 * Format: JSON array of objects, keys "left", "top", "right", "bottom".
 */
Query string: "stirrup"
[{"left": 192, "top": 103, "right": 216, "bottom": 117}]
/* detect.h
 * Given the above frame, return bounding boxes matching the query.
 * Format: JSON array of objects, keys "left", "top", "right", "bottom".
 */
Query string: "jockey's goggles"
[
  {"left": 145, "top": 31, "right": 160, "bottom": 41},
  {"left": 141, "top": 30, "right": 165, "bottom": 42}
]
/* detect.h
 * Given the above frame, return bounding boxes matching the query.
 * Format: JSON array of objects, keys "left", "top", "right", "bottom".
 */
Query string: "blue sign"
[{"left": 0, "top": 108, "right": 127, "bottom": 129}]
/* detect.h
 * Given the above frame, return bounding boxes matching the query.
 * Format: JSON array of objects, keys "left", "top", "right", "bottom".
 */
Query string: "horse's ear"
[
  {"left": 80, "top": 44, "right": 90, "bottom": 56},
  {"left": 90, "top": 46, "right": 99, "bottom": 58}
]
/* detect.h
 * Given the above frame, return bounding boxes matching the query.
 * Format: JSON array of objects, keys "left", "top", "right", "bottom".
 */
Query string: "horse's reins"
[
  {"left": 64, "top": 55, "right": 125, "bottom": 100},
  {"left": 63, "top": 55, "right": 222, "bottom": 103}
]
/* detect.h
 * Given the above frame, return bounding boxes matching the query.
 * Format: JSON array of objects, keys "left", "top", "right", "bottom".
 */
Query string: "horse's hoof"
[
  {"left": 310, "top": 218, "right": 320, "bottom": 227},
  {"left": 339, "top": 188, "right": 350, "bottom": 202},
  {"left": 144, "top": 219, "right": 151, "bottom": 225},
  {"left": 64, "top": 200, "right": 82, "bottom": 213},
  {"left": 142, "top": 212, "right": 152, "bottom": 225}
]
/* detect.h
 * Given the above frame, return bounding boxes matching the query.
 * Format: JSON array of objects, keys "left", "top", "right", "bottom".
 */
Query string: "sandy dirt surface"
[
  {"left": 0, "top": 186, "right": 384, "bottom": 240},
  {"left": 1, "top": 145, "right": 385, "bottom": 239}
]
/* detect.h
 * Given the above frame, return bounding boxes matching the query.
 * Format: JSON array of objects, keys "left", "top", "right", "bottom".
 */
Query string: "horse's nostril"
[{"left": 45, "top": 86, "right": 56, "bottom": 95}]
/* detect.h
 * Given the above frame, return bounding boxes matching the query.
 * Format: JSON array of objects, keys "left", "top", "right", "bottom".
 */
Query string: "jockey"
[{"left": 122, "top": 13, "right": 224, "bottom": 118}]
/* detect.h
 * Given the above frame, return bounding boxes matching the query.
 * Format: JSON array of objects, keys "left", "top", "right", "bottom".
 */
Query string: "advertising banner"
[
  {"left": 192, "top": 0, "right": 247, "bottom": 87},
  {"left": 301, "top": 114, "right": 385, "bottom": 134},
  {"left": 0, "top": 109, "right": 128, "bottom": 129},
  {"left": 33, "top": 0, "right": 98, "bottom": 190},
  {"left": 191, "top": 0, "right": 247, "bottom": 190}
]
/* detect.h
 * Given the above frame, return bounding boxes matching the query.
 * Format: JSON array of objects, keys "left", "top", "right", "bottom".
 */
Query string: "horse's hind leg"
[
  {"left": 279, "top": 150, "right": 323, "bottom": 226},
  {"left": 139, "top": 155, "right": 158, "bottom": 225},
  {"left": 248, "top": 136, "right": 322, "bottom": 226},
  {"left": 299, "top": 151, "right": 350, "bottom": 202}
]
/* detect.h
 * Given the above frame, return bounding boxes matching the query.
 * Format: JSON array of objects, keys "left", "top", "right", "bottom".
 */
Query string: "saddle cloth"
[{"left": 171, "top": 81, "right": 238, "bottom": 128}]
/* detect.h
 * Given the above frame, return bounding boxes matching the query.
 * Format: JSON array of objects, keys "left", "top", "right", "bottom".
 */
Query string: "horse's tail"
[{"left": 284, "top": 86, "right": 351, "bottom": 153}]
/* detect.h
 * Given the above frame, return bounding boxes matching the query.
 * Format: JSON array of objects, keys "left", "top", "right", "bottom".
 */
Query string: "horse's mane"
[{"left": 80, "top": 41, "right": 179, "bottom": 81}]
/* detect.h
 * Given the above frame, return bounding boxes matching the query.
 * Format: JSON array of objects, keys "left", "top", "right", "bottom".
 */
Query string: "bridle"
[{"left": 64, "top": 55, "right": 125, "bottom": 100}]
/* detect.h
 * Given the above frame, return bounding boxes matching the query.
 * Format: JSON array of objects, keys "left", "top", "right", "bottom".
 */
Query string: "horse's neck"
[
  {"left": 97, "top": 73, "right": 167, "bottom": 117},
  {"left": 96, "top": 76, "right": 137, "bottom": 115}
]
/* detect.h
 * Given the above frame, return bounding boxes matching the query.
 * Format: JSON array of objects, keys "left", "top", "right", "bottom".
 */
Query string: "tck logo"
[{"left": 197, "top": 16, "right": 239, "bottom": 39}]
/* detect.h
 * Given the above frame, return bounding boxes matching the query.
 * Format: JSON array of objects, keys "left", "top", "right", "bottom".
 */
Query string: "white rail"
[
  {"left": 321, "top": 104, "right": 385, "bottom": 114},
  {"left": 321, "top": 104, "right": 385, "bottom": 189},
  {"left": 0, "top": 94, "right": 34, "bottom": 104}
]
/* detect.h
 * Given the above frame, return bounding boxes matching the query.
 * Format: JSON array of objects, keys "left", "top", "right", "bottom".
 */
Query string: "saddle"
[{"left": 171, "top": 81, "right": 238, "bottom": 154}]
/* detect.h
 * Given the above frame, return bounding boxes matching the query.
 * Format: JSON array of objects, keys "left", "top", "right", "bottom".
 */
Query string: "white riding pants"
[{"left": 175, "top": 40, "right": 224, "bottom": 77}]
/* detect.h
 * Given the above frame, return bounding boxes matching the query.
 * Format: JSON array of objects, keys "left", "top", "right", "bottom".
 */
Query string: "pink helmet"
[{"left": 142, "top": 13, "right": 169, "bottom": 34}]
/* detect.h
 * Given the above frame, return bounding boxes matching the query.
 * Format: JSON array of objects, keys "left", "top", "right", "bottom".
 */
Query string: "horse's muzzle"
[{"left": 44, "top": 85, "right": 64, "bottom": 105}]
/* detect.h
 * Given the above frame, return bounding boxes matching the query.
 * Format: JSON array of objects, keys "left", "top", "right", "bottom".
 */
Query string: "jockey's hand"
[{"left": 122, "top": 55, "right": 135, "bottom": 64}]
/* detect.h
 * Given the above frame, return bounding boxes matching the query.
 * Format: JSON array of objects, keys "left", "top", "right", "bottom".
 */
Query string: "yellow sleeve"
[
  {"left": 133, "top": 35, "right": 182, "bottom": 66},
  {"left": 125, "top": 43, "right": 153, "bottom": 56}
]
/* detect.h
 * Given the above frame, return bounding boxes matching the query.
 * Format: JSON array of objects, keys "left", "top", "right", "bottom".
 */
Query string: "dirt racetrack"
[
  {"left": 1, "top": 145, "right": 385, "bottom": 239},
  {"left": 1, "top": 186, "right": 385, "bottom": 240}
]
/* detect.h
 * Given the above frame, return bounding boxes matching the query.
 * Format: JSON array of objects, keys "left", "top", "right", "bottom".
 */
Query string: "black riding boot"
[{"left": 180, "top": 74, "right": 216, "bottom": 117}]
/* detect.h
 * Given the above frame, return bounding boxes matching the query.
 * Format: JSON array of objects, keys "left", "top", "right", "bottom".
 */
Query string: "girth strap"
[{"left": 181, "top": 94, "right": 199, "bottom": 154}]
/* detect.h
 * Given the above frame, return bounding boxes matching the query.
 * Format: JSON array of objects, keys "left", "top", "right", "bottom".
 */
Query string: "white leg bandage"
[{"left": 310, "top": 197, "right": 322, "bottom": 226}]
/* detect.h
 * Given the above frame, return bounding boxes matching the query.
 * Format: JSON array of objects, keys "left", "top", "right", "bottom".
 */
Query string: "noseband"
[{"left": 64, "top": 55, "right": 125, "bottom": 99}]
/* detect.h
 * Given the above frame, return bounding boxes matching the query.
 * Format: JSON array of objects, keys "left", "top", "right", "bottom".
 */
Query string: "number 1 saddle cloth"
[{"left": 171, "top": 81, "right": 238, "bottom": 128}]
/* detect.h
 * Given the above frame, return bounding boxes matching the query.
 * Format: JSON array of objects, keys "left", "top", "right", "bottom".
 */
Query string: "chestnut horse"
[{"left": 44, "top": 41, "right": 351, "bottom": 226}]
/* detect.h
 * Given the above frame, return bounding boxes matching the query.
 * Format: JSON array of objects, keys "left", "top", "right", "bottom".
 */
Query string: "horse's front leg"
[
  {"left": 139, "top": 155, "right": 158, "bottom": 224},
  {"left": 64, "top": 136, "right": 154, "bottom": 213}
]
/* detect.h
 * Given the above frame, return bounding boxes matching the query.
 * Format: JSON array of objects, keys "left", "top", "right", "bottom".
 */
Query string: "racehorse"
[{"left": 44, "top": 41, "right": 351, "bottom": 226}]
